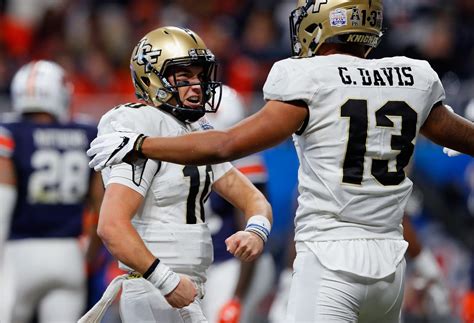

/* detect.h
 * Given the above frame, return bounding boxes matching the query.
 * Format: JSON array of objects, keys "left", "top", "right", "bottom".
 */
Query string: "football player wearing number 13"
[
  {"left": 80, "top": 26, "right": 271, "bottom": 323},
  {"left": 88, "top": 1, "right": 474, "bottom": 322}
]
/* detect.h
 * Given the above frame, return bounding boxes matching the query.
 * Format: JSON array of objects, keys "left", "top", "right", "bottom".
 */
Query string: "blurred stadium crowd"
[{"left": 1, "top": 0, "right": 474, "bottom": 322}]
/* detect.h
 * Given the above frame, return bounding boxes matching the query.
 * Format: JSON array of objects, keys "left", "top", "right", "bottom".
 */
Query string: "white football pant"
[
  {"left": 120, "top": 277, "right": 207, "bottom": 323},
  {"left": 5, "top": 238, "right": 86, "bottom": 323},
  {"left": 286, "top": 242, "right": 405, "bottom": 323}
]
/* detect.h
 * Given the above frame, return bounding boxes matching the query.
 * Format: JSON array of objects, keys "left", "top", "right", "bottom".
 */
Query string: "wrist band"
[
  {"left": 245, "top": 215, "right": 271, "bottom": 244},
  {"left": 143, "top": 258, "right": 160, "bottom": 279},
  {"left": 147, "top": 261, "right": 181, "bottom": 296},
  {"left": 134, "top": 134, "right": 148, "bottom": 159}
]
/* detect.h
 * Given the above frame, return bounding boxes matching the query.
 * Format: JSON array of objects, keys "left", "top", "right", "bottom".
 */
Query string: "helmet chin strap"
[{"left": 159, "top": 102, "right": 205, "bottom": 123}]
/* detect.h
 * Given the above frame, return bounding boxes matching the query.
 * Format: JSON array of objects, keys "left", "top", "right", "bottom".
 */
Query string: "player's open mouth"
[{"left": 185, "top": 96, "right": 201, "bottom": 108}]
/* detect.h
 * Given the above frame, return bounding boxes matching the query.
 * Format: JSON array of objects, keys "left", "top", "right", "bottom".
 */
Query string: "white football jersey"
[
  {"left": 98, "top": 103, "right": 233, "bottom": 282},
  {"left": 264, "top": 54, "right": 445, "bottom": 243}
]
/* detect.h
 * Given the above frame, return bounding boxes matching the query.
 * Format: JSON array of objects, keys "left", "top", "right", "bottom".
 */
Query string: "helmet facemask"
[
  {"left": 289, "top": 2, "right": 314, "bottom": 57},
  {"left": 160, "top": 56, "right": 222, "bottom": 123}
]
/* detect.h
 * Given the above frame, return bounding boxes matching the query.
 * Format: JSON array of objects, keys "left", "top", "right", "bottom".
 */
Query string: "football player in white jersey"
[
  {"left": 0, "top": 60, "right": 104, "bottom": 323},
  {"left": 80, "top": 27, "right": 272, "bottom": 323},
  {"left": 87, "top": 1, "right": 474, "bottom": 322}
]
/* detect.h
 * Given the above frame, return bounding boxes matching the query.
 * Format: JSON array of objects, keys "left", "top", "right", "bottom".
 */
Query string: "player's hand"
[
  {"left": 217, "top": 298, "right": 241, "bottom": 323},
  {"left": 225, "top": 231, "right": 264, "bottom": 262},
  {"left": 442, "top": 147, "right": 462, "bottom": 157},
  {"left": 87, "top": 121, "right": 144, "bottom": 171},
  {"left": 164, "top": 274, "right": 197, "bottom": 308}
]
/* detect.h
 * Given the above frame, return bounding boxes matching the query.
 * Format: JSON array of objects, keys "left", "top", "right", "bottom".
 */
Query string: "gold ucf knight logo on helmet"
[{"left": 132, "top": 39, "right": 162, "bottom": 74}]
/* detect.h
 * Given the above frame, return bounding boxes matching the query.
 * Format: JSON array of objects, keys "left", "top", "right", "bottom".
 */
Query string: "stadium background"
[{"left": 1, "top": 0, "right": 473, "bottom": 321}]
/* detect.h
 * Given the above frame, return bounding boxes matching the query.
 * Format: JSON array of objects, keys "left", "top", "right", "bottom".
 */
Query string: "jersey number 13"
[{"left": 341, "top": 99, "right": 417, "bottom": 186}]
